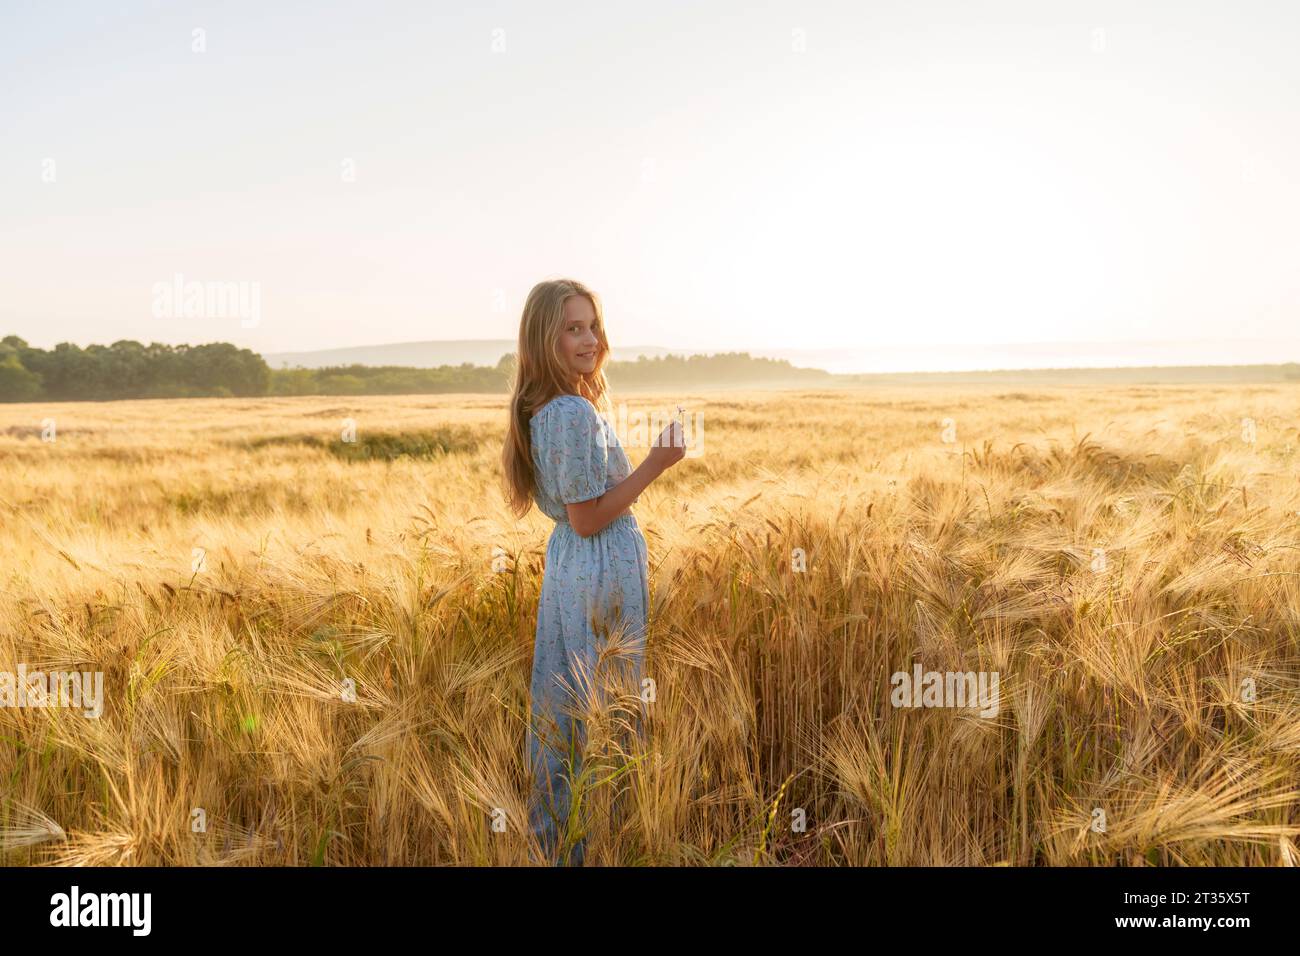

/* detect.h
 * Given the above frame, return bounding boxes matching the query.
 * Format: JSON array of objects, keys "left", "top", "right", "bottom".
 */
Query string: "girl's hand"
[{"left": 647, "top": 421, "right": 687, "bottom": 474}]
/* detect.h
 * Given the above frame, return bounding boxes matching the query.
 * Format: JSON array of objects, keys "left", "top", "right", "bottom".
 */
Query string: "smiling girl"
[{"left": 502, "top": 278, "right": 684, "bottom": 864}]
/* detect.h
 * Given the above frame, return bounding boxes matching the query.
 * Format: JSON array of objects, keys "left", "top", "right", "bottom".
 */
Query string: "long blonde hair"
[{"left": 502, "top": 278, "right": 612, "bottom": 518}]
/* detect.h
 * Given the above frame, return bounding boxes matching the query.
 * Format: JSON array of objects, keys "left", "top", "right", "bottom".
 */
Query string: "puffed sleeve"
[{"left": 537, "top": 396, "right": 608, "bottom": 504}]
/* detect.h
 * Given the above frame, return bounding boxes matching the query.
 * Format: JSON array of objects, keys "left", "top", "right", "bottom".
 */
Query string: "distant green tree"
[
  {"left": 0, "top": 348, "right": 43, "bottom": 401},
  {"left": 268, "top": 367, "right": 320, "bottom": 395}
]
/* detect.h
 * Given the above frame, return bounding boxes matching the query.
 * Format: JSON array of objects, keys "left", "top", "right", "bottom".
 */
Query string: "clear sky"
[{"left": 2, "top": 0, "right": 1298, "bottom": 361}]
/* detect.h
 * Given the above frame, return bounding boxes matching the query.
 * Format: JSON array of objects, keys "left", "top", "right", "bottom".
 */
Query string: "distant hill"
[{"left": 263, "top": 339, "right": 676, "bottom": 369}]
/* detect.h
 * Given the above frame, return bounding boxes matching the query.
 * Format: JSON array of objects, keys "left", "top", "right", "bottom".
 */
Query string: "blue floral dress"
[{"left": 526, "top": 394, "right": 649, "bottom": 861}]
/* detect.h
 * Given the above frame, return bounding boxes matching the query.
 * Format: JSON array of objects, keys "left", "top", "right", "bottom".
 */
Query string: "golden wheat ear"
[
  {"left": 0, "top": 801, "right": 66, "bottom": 850},
  {"left": 1281, "top": 836, "right": 1298, "bottom": 867}
]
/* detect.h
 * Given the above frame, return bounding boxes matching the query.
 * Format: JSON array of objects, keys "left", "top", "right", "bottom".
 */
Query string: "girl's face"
[{"left": 557, "top": 296, "right": 602, "bottom": 379}]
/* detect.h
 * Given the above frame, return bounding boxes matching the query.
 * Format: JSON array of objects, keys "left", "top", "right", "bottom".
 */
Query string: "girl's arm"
[{"left": 566, "top": 421, "right": 685, "bottom": 538}]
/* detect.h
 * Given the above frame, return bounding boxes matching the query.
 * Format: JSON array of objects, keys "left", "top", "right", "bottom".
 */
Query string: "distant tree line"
[
  {"left": 0, "top": 337, "right": 830, "bottom": 402},
  {"left": 268, "top": 360, "right": 512, "bottom": 396},
  {"left": 0, "top": 336, "right": 269, "bottom": 401}
]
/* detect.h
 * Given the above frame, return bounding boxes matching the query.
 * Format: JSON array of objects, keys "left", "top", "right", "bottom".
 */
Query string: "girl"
[{"left": 502, "top": 278, "right": 684, "bottom": 865}]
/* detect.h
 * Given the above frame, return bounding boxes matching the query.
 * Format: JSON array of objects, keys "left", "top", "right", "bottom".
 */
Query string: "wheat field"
[{"left": 1, "top": 385, "right": 1298, "bottom": 866}]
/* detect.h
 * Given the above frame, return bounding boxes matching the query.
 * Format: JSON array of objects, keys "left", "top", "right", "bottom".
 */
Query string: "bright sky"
[{"left": 2, "top": 0, "right": 1298, "bottom": 360}]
